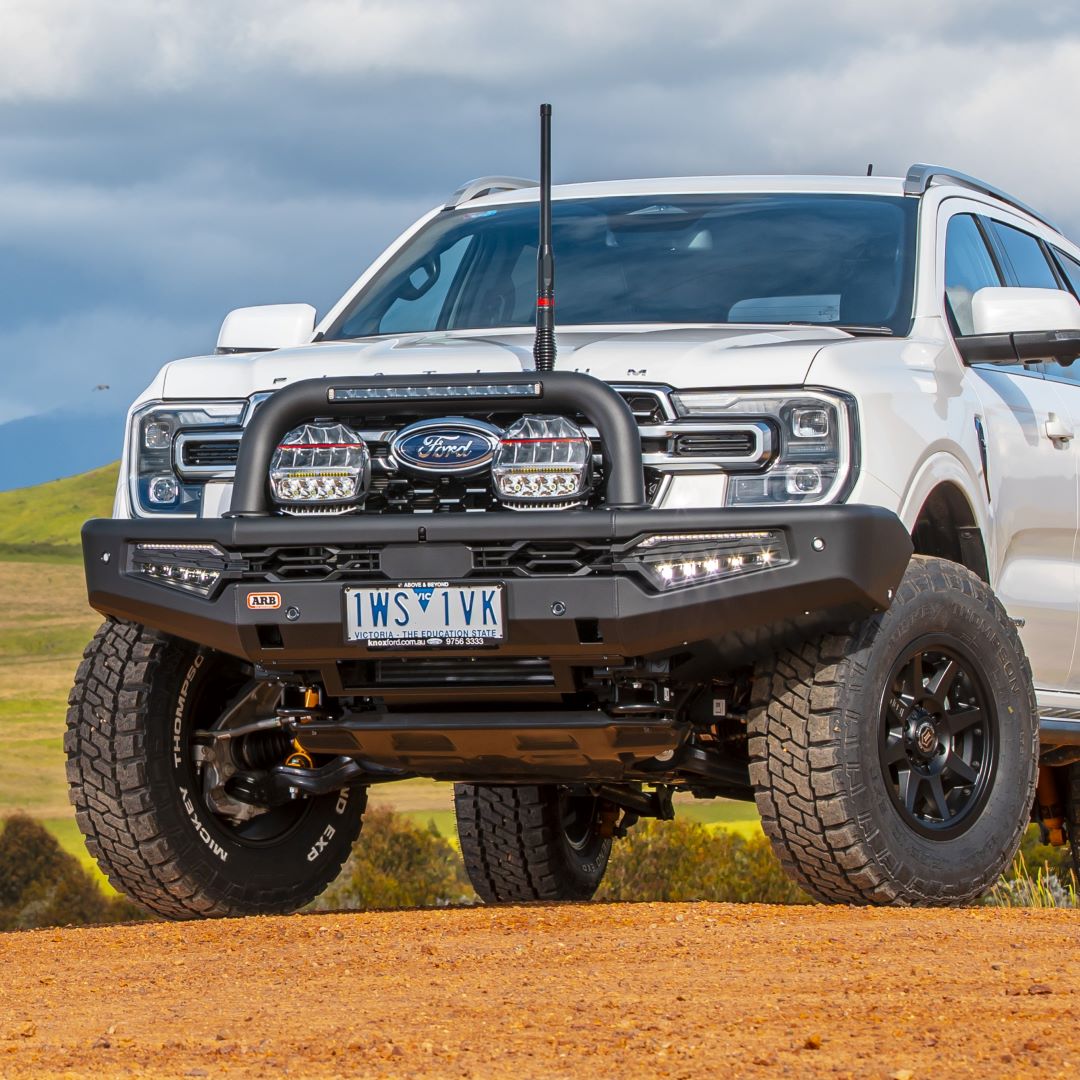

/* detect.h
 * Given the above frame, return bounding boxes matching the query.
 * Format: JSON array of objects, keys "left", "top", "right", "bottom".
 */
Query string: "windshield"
[{"left": 327, "top": 193, "right": 918, "bottom": 339}]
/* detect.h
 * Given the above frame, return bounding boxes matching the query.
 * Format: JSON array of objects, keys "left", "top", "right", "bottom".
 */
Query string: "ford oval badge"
[{"left": 389, "top": 418, "right": 502, "bottom": 474}]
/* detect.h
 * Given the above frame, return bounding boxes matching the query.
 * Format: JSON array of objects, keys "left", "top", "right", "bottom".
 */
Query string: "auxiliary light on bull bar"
[
  {"left": 628, "top": 529, "right": 789, "bottom": 590},
  {"left": 327, "top": 382, "right": 542, "bottom": 402},
  {"left": 129, "top": 542, "right": 229, "bottom": 597}
]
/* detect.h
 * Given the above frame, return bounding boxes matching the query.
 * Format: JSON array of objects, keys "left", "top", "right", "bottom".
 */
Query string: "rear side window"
[
  {"left": 989, "top": 222, "right": 1059, "bottom": 289},
  {"left": 944, "top": 215, "right": 1001, "bottom": 335}
]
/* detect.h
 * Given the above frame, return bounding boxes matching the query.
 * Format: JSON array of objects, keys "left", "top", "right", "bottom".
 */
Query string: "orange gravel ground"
[{"left": 0, "top": 903, "right": 1077, "bottom": 1079}]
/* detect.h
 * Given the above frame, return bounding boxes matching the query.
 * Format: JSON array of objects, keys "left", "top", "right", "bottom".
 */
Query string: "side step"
[{"left": 1040, "top": 716, "right": 1080, "bottom": 746}]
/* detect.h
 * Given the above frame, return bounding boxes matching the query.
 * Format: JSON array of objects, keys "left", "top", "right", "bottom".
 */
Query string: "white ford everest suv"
[{"left": 69, "top": 147, "right": 1080, "bottom": 918}]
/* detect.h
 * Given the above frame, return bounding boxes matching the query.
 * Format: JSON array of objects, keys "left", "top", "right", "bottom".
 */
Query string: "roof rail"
[
  {"left": 444, "top": 176, "right": 538, "bottom": 210},
  {"left": 903, "top": 164, "right": 1058, "bottom": 231}
]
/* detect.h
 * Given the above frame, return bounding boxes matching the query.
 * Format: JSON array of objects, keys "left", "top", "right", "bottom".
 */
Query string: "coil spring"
[
  {"left": 533, "top": 325, "right": 556, "bottom": 371},
  {"left": 237, "top": 730, "right": 294, "bottom": 770}
]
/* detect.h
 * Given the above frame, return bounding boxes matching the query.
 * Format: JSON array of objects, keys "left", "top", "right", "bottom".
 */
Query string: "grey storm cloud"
[{"left": 2, "top": 0, "right": 1080, "bottom": 430}]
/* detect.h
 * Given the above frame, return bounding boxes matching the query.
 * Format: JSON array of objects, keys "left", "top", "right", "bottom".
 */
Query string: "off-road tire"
[
  {"left": 454, "top": 784, "right": 611, "bottom": 902},
  {"left": 748, "top": 555, "right": 1038, "bottom": 906},
  {"left": 66, "top": 619, "right": 365, "bottom": 919}
]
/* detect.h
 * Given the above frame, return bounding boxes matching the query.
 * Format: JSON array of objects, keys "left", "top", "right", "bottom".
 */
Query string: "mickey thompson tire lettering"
[
  {"left": 748, "top": 556, "right": 1039, "bottom": 906},
  {"left": 65, "top": 618, "right": 366, "bottom": 919}
]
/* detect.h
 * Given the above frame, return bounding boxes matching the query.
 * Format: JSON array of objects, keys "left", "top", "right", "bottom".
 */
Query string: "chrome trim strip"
[{"left": 174, "top": 429, "right": 246, "bottom": 479}]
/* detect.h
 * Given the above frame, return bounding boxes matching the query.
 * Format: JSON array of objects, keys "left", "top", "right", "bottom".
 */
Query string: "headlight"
[
  {"left": 130, "top": 402, "right": 246, "bottom": 516},
  {"left": 670, "top": 390, "right": 856, "bottom": 506},
  {"left": 269, "top": 422, "right": 370, "bottom": 513},
  {"left": 626, "top": 530, "right": 790, "bottom": 590},
  {"left": 491, "top": 415, "right": 593, "bottom": 510}
]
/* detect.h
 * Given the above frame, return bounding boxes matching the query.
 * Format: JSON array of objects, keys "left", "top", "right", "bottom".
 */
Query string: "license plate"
[{"left": 344, "top": 581, "right": 505, "bottom": 648}]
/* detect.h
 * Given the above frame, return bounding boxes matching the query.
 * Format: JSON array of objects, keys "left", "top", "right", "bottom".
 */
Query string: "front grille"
[
  {"left": 619, "top": 390, "right": 669, "bottom": 425},
  {"left": 674, "top": 432, "right": 756, "bottom": 457},
  {"left": 176, "top": 385, "right": 769, "bottom": 511},
  {"left": 181, "top": 438, "right": 241, "bottom": 468},
  {"left": 337, "top": 657, "right": 555, "bottom": 690}
]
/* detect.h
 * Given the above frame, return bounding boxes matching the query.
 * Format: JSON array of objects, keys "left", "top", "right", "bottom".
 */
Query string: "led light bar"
[
  {"left": 628, "top": 530, "right": 789, "bottom": 590},
  {"left": 327, "top": 383, "right": 541, "bottom": 402},
  {"left": 129, "top": 543, "right": 228, "bottom": 597}
]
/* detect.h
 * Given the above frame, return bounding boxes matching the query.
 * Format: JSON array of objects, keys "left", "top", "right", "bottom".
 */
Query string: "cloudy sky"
[{"left": 1, "top": 0, "right": 1078, "bottom": 448}]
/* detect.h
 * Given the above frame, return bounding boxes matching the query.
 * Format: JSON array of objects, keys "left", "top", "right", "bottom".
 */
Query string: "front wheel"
[
  {"left": 454, "top": 784, "right": 611, "bottom": 902},
  {"left": 66, "top": 620, "right": 366, "bottom": 919},
  {"left": 748, "top": 556, "right": 1039, "bottom": 906}
]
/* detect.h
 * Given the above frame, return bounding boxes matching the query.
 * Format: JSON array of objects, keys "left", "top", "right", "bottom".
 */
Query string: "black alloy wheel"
[{"left": 879, "top": 637, "right": 997, "bottom": 840}]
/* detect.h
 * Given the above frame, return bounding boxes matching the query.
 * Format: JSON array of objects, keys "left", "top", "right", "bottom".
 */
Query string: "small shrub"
[
  {"left": 1007, "top": 824, "right": 1077, "bottom": 892},
  {"left": 598, "top": 817, "right": 809, "bottom": 904},
  {"left": 0, "top": 814, "right": 146, "bottom": 930},
  {"left": 315, "top": 806, "right": 474, "bottom": 910},
  {"left": 987, "top": 848, "right": 1078, "bottom": 909}
]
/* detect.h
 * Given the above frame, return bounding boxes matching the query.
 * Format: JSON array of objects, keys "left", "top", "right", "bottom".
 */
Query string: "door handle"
[{"left": 1045, "top": 412, "right": 1074, "bottom": 444}]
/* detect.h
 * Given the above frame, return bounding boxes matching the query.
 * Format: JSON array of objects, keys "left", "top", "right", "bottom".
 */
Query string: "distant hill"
[
  {"left": 0, "top": 409, "right": 125, "bottom": 492},
  {"left": 0, "top": 463, "right": 119, "bottom": 561}
]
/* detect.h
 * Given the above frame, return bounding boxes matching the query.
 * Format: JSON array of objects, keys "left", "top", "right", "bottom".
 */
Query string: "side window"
[
  {"left": 1053, "top": 247, "right": 1080, "bottom": 299},
  {"left": 1043, "top": 248, "right": 1080, "bottom": 385},
  {"left": 944, "top": 215, "right": 1001, "bottom": 335},
  {"left": 376, "top": 236, "right": 472, "bottom": 335},
  {"left": 988, "top": 222, "right": 1060, "bottom": 289}
]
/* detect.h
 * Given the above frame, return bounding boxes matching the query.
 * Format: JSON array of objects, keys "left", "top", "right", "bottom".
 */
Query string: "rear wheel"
[
  {"left": 748, "top": 556, "right": 1038, "bottom": 906},
  {"left": 454, "top": 783, "right": 611, "bottom": 902},
  {"left": 66, "top": 619, "right": 365, "bottom": 919}
]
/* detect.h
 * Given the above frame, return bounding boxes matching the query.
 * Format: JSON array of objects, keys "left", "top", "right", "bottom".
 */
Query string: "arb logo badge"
[{"left": 246, "top": 592, "right": 281, "bottom": 610}]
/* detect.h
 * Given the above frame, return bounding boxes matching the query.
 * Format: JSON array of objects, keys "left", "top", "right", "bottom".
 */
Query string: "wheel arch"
[{"left": 899, "top": 454, "right": 991, "bottom": 582}]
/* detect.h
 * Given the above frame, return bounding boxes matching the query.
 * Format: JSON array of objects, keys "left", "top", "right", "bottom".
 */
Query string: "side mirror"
[
  {"left": 957, "top": 287, "right": 1080, "bottom": 366},
  {"left": 216, "top": 304, "right": 317, "bottom": 354}
]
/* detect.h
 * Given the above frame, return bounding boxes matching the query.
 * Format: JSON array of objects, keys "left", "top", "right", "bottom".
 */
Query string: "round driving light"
[
  {"left": 269, "top": 422, "right": 370, "bottom": 514},
  {"left": 786, "top": 466, "right": 823, "bottom": 495},
  {"left": 148, "top": 474, "right": 180, "bottom": 504}
]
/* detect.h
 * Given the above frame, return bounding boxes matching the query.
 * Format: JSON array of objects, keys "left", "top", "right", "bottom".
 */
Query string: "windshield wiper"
[
  {"left": 832, "top": 324, "right": 894, "bottom": 336},
  {"left": 771, "top": 322, "right": 894, "bottom": 336}
]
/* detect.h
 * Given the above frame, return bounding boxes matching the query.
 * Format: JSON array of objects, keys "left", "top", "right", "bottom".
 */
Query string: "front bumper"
[{"left": 83, "top": 504, "right": 912, "bottom": 691}]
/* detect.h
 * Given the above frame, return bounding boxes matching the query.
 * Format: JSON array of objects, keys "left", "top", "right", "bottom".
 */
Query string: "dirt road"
[{"left": 1, "top": 903, "right": 1076, "bottom": 1079}]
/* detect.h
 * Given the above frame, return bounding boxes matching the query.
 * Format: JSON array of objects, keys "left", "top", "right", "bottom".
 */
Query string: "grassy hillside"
[{"left": 0, "top": 462, "right": 119, "bottom": 561}]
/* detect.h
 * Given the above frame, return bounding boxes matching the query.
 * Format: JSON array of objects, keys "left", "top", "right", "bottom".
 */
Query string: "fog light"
[
  {"left": 130, "top": 543, "right": 227, "bottom": 597},
  {"left": 492, "top": 415, "right": 592, "bottom": 510},
  {"left": 269, "top": 423, "right": 370, "bottom": 513},
  {"left": 629, "top": 530, "right": 789, "bottom": 590},
  {"left": 148, "top": 474, "right": 180, "bottom": 504},
  {"left": 786, "top": 466, "right": 823, "bottom": 495}
]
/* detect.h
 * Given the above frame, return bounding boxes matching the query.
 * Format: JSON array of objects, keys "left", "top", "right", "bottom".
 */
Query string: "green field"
[
  {"left": 0, "top": 462, "right": 119, "bottom": 562},
  {"left": 0, "top": 465, "right": 761, "bottom": 887}
]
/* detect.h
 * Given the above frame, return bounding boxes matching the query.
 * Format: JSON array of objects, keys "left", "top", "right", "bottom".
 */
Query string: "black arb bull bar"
[{"left": 83, "top": 373, "right": 912, "bottom": 775}]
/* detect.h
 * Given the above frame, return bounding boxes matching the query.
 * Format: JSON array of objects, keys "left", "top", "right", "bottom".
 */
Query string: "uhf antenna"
[{"left": 533, "top": 103, "right": 556, "bottom": 371}]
